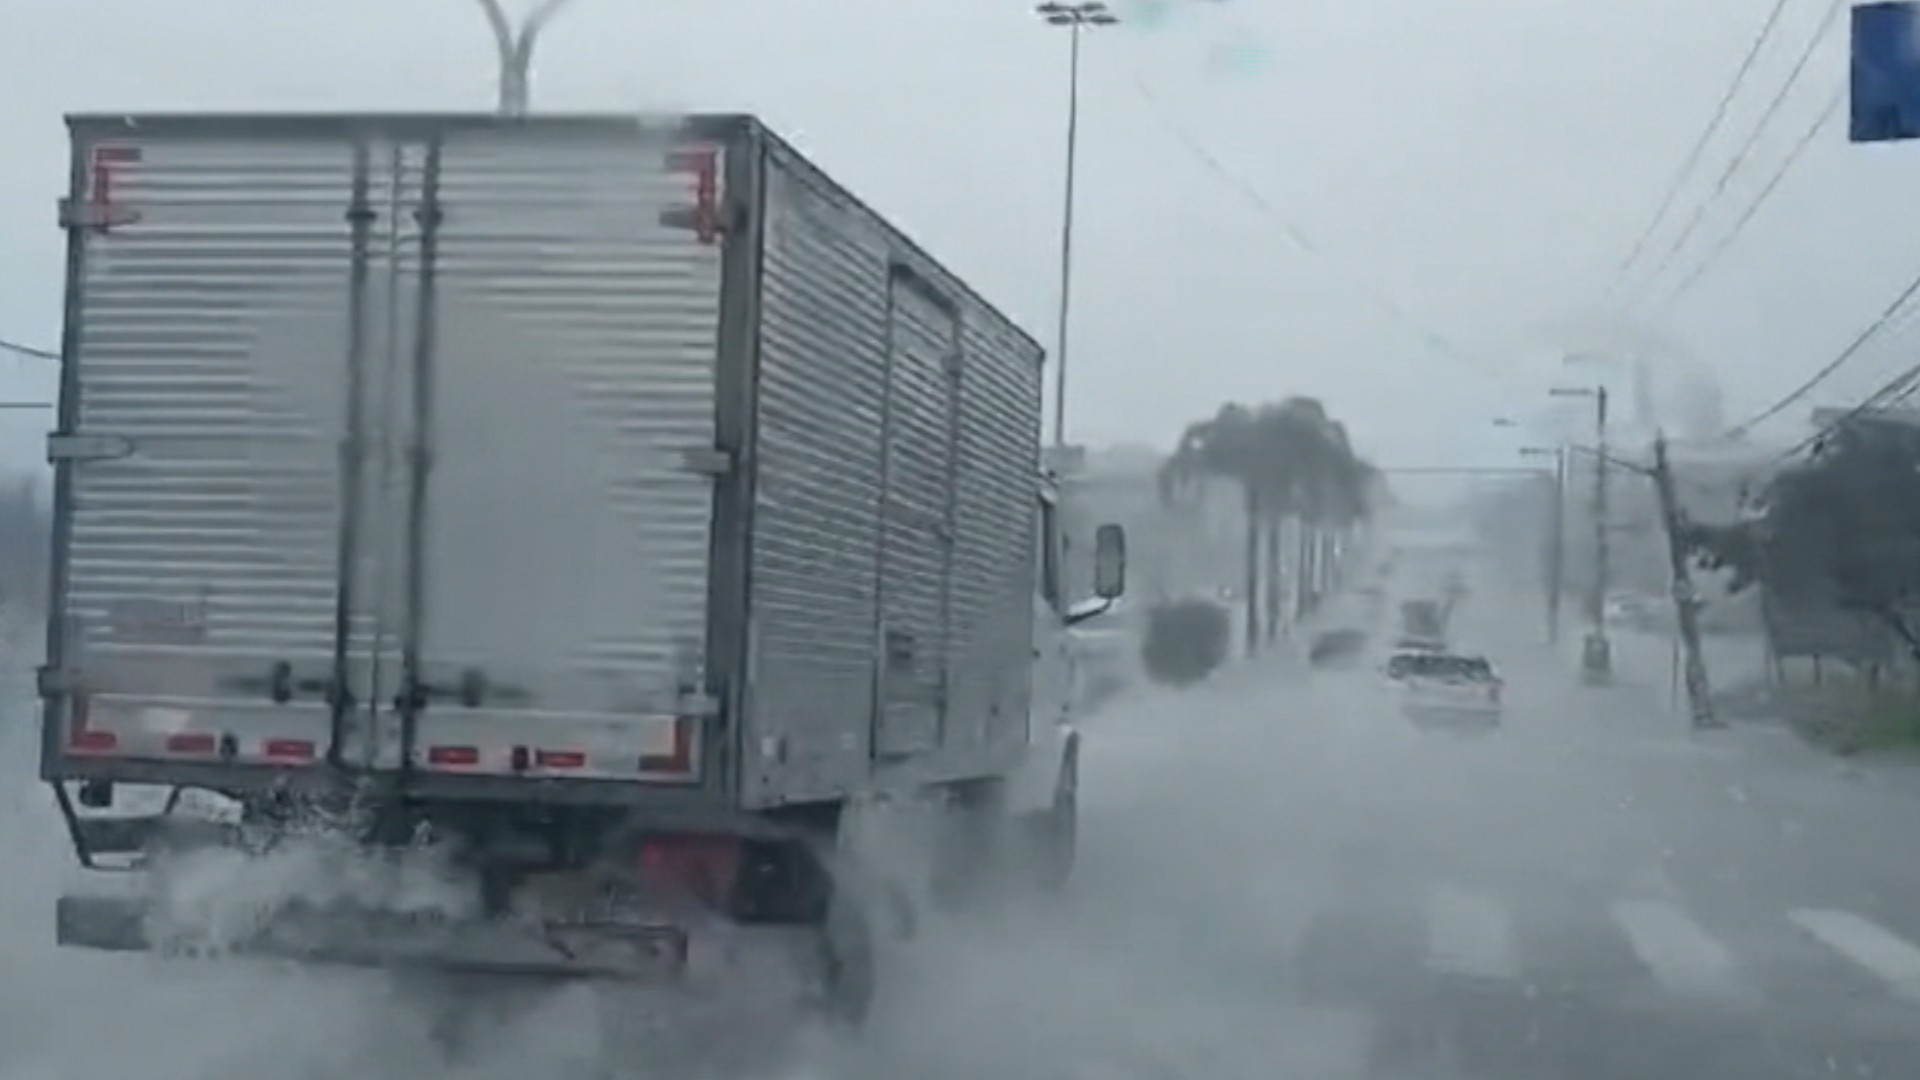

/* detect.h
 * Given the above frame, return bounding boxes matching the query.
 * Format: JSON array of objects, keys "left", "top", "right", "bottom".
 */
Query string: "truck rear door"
[
  {"left": 397, "top": 126, "right": 725, "bottom": 785},
  {"left": 46, "top": 118, "right": 729, "bottom": 793},
  {"left": 47, "top": 130, "right": 394, "bottom": 779}
]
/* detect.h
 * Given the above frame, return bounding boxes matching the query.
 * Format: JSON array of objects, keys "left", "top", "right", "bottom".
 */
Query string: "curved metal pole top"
[{"left": 471, "top": 0, "right": 584, "bottom": 114}]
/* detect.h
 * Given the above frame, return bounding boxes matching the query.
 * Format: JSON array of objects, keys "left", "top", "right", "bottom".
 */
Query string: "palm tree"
[
  {"left": 1251, "top": 398, "right": 1353, "bottom": 624},
  {"left": 1307, "top": 417, "right": 1370, "bottom": 598},
  {"left": 1249, "top": 401, "right": 1315, "bottom": 641},
  {"left": 1159, "top": 404, "right": 1266, "bottom": 653},
  {"left": 1160, "top": 397, "right": 1376, "bottom": 652}
]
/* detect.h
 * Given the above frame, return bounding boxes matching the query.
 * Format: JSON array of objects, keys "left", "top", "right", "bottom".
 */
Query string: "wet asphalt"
[{"left": 8, "top": 590, "right": 1920, "bottom": 1078}]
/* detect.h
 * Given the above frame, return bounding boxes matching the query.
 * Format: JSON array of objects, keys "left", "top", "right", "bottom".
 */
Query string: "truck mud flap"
[{"left": 56, "top": 894, "right": 689, "bottom": 980}]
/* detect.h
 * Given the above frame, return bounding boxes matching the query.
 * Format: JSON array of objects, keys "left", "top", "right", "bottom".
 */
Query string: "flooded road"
[
  {"left": 7, "top": 584, "right": 1920, "bottom": 1077},
  {"left": 1023, "top": 587, "right": 1920, "bottom": 1079}
]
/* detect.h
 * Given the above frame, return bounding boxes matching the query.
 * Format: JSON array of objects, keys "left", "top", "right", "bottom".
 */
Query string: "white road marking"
[
  {"left": 1426, "top": 885, "right": 1519, "bottom": 980},
  {"left": 1609, "top": 899, "right": 1747, "bottom": 1002},
  {"left": 1791, "top": 909, "right": 1920, "bottom": 1002}
]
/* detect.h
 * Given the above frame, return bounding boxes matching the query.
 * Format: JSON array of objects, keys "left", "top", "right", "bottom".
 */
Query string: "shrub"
[{"left": 1140, "top": 598, "right": 1232, "bottom": 687}]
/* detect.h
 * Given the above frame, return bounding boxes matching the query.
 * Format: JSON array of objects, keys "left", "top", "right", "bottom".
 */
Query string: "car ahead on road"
[{"left": 1384, "top": 650, "right": 1503, "bottom": 729}]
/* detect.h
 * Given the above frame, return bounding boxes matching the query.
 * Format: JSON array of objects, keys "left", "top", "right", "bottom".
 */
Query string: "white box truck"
[{"left": 39, "top": 112, "right": 1126, "bottom": 1025}]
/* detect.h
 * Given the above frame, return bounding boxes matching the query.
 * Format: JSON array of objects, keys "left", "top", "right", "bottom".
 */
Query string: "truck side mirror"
[{"left": 1093, "top": 523, "right": 1127, "bottom": 599}]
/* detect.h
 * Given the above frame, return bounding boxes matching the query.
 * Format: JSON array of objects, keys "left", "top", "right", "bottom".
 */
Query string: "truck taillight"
[
  {"left": 67, "top": 694, "right": 117, "bottom": 753},
  {"left": 636, "top": 833, "right": 741, "bottom": 910}
]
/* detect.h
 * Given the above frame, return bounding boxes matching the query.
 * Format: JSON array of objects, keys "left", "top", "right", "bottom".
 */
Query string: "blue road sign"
[{"left": 1853, "top": 1, "right": 1920, "bottom": 142}]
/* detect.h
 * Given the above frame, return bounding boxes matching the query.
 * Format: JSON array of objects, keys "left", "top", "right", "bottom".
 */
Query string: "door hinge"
[
  {"left": 37, "top": 666, "right": 78, "bottom": 697},
  {"left": 677, "top": 692, "right": 722, "bottom": 718},
  {"left": 677, "top": 447, "right": 733, "bottom": 477},
  {"left": 57, "top": 196, "right": 140, "bottom": 232},
  {"left": 47, "top": 433, "right": 134, "bottom": 463},
  {"left": 657, "top": 198, "right": 745, "bottom": 243}
]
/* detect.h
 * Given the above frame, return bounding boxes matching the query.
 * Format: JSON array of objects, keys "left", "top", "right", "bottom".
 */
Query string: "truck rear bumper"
[{"left": 56, "top": 894, "right": 690, "bottom": 980}]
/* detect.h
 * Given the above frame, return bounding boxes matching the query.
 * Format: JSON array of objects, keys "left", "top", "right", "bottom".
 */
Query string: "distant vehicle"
[
  {"left": 1399, "top": 598, "right": 1447, "bottom": 647},
  {"left": 1605, "top": 592, "right": 1665, "bottom": 630},
  {"left": 1387, "top": 651, "right": 1503, "bottom": 728},
  {"left": 1309, "top": 628, "right": 1368, "bottom": 667}
]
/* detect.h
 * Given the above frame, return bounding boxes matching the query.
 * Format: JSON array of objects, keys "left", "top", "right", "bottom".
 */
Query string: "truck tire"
[
  {"left": 1027, "top": 737, "right": 1079, "bottom": 893},
  {"left": 929, "top": 777, "right": 1007, "bottom": 910},
  {"left": 814, "top": 882, "right": 876, "bottom": 1026}
]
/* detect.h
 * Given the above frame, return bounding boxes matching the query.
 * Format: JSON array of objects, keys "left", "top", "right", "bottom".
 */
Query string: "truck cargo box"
[{"left": 41, "top": 113, "right": 1046, "bottom": 813}]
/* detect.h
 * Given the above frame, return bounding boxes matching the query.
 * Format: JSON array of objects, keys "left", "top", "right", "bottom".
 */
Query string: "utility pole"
[
  {"left": 1592, "top": 385, "right": 1612, "bottom": 679},
  {"left": 1520, "top": 446, "right": 1566, "bottom": 644},
  {"left": 1034, "top": 1, "right": 1118, "bottom": 448},
  {"left": 1550, "top": 383, "right": 1612, "bottom": 681},
  {"left": 473, "top": 0, "right": 581, "bottom": 116},
  {"left": 1651, "top": 433, "right": 1721, "bottom": 729},
  {"left": 1549, "top": 448, "right": 1565, "bottom": 644}
]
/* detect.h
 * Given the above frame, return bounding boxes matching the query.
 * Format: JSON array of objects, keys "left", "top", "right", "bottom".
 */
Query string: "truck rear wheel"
[
  {"left": 812, "top": 875, "right": 877, "bottom": 1025},
  {"left": 929, "top": 777, "right": 1007, "bottom": 909}
]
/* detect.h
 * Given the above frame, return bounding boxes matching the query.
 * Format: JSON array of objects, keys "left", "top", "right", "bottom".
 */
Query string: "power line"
[
  {"left": 0, "top": 336, "right": 57, "bottom": 361},
  {"left": 1727, "top": 263, "right": 1920, "bottom": 437},
  {"left": 1767, "top": 359, "right": 1920, "bottom": 467},
  {"left": 1131, "top": 77, "right": 1520, "bottom": 387},
  {"left": 1632, "top": 0, "right": 1844, "bottom": 301},
  {"left": 1650, "top": 78, "right": 1845, "bottom": 315},
  {"left": 1610, "top": 0, "right": 1800, "bottom": 292}
]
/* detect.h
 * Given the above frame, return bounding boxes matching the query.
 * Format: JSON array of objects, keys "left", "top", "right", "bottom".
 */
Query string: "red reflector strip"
[
  {"left": 535, "top": 749, "right": 586, "bottom": 769},
  {"left": 640, "top": 718, "right": 694, "bottom": 773},
  {"left": 166, "top": 733, "right": 217, "bottom": 754},
  {"left": 66, "top": 695, "right": 111, "bottom": 752},
  {"left": 664, "top": 148, "right": 713, "bottom": 172},
  {"left": 663, "top": 146, "right": 721, "bottom": 244},
  {"left": 427, "top": 745, "right": 480, "bottom": 767},
  {"left": 70, "top": 730, "right": 117, "bottom": 753},
  {"left": 263, "top": 738, "right": 315, "bottom": 761}
]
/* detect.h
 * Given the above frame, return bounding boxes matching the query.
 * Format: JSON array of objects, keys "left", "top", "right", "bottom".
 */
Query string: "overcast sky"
[{"left": 2, "top": 0, "right": 1918, "bottom": 480}]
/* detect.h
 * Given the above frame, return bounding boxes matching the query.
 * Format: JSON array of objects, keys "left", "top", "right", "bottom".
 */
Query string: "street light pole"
[
  {"left": 473, "top": 0, "right": 582, "bottom": 116},
  {"left": 1035, "top": 1, "right": 1118, "bottom": 448}
]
